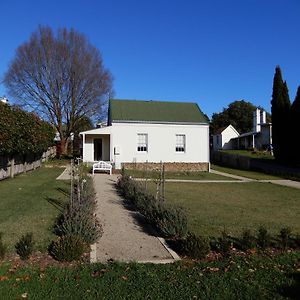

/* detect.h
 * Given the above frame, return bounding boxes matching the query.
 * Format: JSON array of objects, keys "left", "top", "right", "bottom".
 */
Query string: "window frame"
[
  {"left": 137, "top": 133, "right": 148, "bottom": 152},
  {"left": 175, "top": 134, "right": 186, "bottom": 153}
]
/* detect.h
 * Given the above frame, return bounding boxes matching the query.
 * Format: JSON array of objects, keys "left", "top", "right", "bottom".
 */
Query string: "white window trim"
[
  {"left": 137, "top": 133, "right": 148, "bottom": 152},
  {"left": 175, "top": 134, "right": 186, "bottom": 153}
]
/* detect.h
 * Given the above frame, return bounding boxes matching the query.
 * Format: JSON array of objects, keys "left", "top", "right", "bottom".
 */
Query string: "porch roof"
[{"left": 80, "top": 126, "right": 112, "bottom": 135}]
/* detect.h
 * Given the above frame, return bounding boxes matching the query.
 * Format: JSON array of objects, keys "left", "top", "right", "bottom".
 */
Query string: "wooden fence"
[
  {"left": 0, "top": 146, "right": 56, "bottom": 180},
  {"left": 211, "top": 150, "right": 300, "bottom": 178}
]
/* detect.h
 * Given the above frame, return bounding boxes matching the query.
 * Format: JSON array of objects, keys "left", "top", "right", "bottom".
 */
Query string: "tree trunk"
[{"left": 60, "top": 138, "right": 69, "bottom": 156}]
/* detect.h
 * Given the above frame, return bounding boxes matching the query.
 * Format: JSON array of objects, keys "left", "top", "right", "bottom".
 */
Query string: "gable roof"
[
  {"left": 214, "top": 124, "right": 239, "bottom": 136},
  {"left": 109, "top": 99, "right": 208, "bottom": 124}
]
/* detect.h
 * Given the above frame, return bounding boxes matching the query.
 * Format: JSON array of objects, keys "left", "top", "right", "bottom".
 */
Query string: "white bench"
[{"left": 92, "top": 161, "right": 112, "bottom": 175}]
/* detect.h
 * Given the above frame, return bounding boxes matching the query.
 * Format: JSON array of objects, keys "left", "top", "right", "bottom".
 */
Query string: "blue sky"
[{"left": 0, "top": 0, "right": 299, "bottom": 118}]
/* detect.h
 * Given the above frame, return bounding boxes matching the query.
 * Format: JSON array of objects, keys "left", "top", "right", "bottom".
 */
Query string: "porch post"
[{"left": 82, "top": 134, "right": 85, "bottom": 161}]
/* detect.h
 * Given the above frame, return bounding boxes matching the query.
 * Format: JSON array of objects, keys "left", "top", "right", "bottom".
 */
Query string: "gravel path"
[{"left": 93, "top": 174, "right": 176, "bottom": 263}]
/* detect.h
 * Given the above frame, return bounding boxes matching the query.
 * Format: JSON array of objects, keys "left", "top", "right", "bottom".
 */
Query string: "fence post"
[
  {"left": 24, "top": 154, "right": 27, "bottom": 173},
  {"left": 10, "top": 157, "right": 15, "bottom": 178}
]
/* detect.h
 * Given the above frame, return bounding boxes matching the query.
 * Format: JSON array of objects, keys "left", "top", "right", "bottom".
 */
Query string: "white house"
[
  {"left": 212, "top": 125, "right": 239, "bottom": 150},
  {"left": 213, "top": 108, "right": 272, "bottom": 151},
  {"left": 80, "top": 99, "right": 210, "bottom": 171},
  {"left": 231, "top": 108, "right": 272, "bottom": 150}
]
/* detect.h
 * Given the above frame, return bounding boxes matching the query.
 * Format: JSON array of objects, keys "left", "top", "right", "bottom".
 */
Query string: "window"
[
  {"left": 176, "top": 134, "right": 185, "bottom": 152},
  {"left": 137, "top": 134, "right": 148, "bottom": 152}
]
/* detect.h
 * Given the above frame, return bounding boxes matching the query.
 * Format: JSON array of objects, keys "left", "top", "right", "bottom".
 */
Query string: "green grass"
[
  {"left": 0, "top": 167, "right": 69, "bottom": 251},
  {"left": 212, "top": 164, "right": 283, "bottom": 180},
  {"left": 124, "top": 169, "right": 233, "bottom": 180},
  {"left": 222, "top": 149, "right": 275, "bottom": 159},
  {"left": 0, "top": 253, "right": 299, "bottom": 299},
  {"left": 148, "top": 181, "right": 300, "bottom": 237}
]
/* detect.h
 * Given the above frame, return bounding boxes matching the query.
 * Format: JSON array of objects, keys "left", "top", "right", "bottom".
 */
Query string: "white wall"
[
  {"left": 110, "top": 122, "right": 209, "bottom": 168},
  {"left": 83, "top": 134, "right": 110, "bottom": 162},
  {"left": 221, "top": 126, "right": 239, "bottom": 150}
]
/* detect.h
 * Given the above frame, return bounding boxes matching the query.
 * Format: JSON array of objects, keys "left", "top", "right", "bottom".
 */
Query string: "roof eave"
[{"left": 112, "top": 120, "right": 209, "bottom": 125}]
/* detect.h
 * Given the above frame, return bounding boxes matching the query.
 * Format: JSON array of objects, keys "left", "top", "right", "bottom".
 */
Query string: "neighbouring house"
[
  {"left": 231, "top": 108, "right": 272, "bottom": 150},
  {"left": 80, "top": 99, "right": 210, "bottom": 171},
  {"left": 212, "top": 108, "right": 272, "bottom": 151},
  {"left": 212, "top": 125, "right": 239, "bottom": 150}
]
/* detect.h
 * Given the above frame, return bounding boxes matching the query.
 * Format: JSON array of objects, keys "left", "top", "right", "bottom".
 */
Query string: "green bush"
[
  {"left": 15, "top": 233, "right": 34, "bottom": 260},
  {"left": 0, "top": 233, "right": 7, "bottom": 260},
  {"left": 239, "top": 229, "right": 256, "bottom": 251},
  {"left": 257, "top": 226, "right": 272, "bottom": 250},
  {"left": 181, "top": 232, "right": 210, "bottom": 259},
  {"left": 49, "top": 235, "right": 87, "bottom": 262},
  {"left": 54, "top": 175, "right": 102, "bottom": 244},
  {"left": 0, "top": 102, "right": 54, "bottom": 155},
  {"left": 117, "top": 175, "right": 188, "bottom": 238},
  {"left": 279, "top": 227, "right": 292, "bottom": 249},
  {"left": 153, "top": 203, "right": 188, "bottom": 238},
  {"left": 294, "top": 234, "right": 300, "bottom": 249},
  {"left": 215, "top": 231, "right": 232, "bottom": 257},
  {"left": 55, "top": 210, "right": 102, "bottom": 244}
]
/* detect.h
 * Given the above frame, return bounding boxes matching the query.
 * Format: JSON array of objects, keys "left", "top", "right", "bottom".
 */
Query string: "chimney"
[
  {"left": 253, "top": 108, "right": 261, "bottom": 132},
  {"left": 260, "top": 110, "right": 266, "bottom": 124}
]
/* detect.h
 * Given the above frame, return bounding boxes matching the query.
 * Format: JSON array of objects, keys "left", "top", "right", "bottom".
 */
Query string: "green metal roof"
[{"left": 109, "top": 99, "right": 208, "bottom": 124}]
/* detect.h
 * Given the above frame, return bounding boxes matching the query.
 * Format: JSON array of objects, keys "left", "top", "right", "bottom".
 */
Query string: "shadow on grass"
[
  {"left": 46, "top": 197, "right": 66, "bottom": 212},
  {"left": 45, "top": 186, "right": 70, "bottom": 212},
  {"left": 279, "top": 272, "right": 300, "bottom": 299}
]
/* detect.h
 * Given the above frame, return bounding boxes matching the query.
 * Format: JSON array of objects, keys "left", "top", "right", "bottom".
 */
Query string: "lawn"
[
  {"left": 222, "top": 149, "right": 274, "bottom": 160},
  {"left": 211, "top": 164, "right": 283, "bottom": 180},
  {"left": 124, "top": 169, "right": 233, "bottom": 181},
  {"left": 0, "top": 167, "right": 69, "bottom": 251},
  {"left": 148, "top": 181, "right": 300, "bottom": 237},
  {"left": 0, "top": 253, "right": 299, "bottom": 299}
]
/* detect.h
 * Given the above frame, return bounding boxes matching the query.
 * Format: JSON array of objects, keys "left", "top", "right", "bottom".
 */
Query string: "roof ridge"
[{"left": 111, "top": 99, "right": 198, "bottom": 105}]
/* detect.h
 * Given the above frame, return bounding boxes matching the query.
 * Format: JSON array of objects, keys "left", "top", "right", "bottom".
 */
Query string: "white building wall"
[
  {"left": 221, "top": 126, "right": 239, "bottom": 150},
  {"left": 111, "top": 122, "right": 209, "bottom": 168},
  {"left": 83, "top": 134, "right": 110, "bottom": 162}
]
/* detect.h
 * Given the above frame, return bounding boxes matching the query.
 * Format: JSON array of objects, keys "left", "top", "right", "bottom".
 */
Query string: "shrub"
[
  {"left": 215, "top": 231, "right": 232, "bottom": 257},
  {"left": 239, "top": 229, "right": 256, "bottom": 251},
  {"left": 279, "top": 227, "right": 292, "bottom": 249},
  {"left": 54, "top": 210, "right": 103, "bottom": 244},
  {"left": 117, "top": 175, "right": 188, "bottom": 238},
  {"left": 54, "top": 176, "right": 103, "bottom": 244},
  {"left": 0, "top": 233, "right": 7, "bottom": 260},
  {"left": 294, "top": 234, "right": 300, "bottom": 249},
  {"left": 181, "top": 232, "right": 210, "bottom": 259},
  {"left": 15, "top": 233, "right": 34, "bottom": 260},
  {"left": 257, "top": 226, "right": 272, "bottom": 250},
  {"left": 49, "top": 235, "right": 87, "bottom": 262},
  {"left": 153, "top": 203, "right": 188, "bottom": 238}
]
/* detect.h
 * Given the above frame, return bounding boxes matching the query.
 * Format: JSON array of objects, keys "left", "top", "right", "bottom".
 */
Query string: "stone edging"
[{"left": 157, "top": 237, "right": 181, "bottom": 261}]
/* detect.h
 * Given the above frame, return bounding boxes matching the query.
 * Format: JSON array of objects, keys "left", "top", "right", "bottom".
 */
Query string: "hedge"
[{"left": 0, "top": 102, "right": 55, "bottom": 155}]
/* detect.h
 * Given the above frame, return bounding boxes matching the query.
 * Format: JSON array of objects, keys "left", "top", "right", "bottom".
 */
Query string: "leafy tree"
[
  {"left": 4, "top": 26, "right": 113, "bottom": 154},
  {"left": 0, "top": 102, "right": 54, "bottom": 155},
  {"left": 210, "top": 100, "right": 270, "bottom": 135},
  {"left": 290, "top": 86, "right": 300, "bottom": 163},
  {"left": 271, "top": 66, "right": 291, "bottom": 162}
]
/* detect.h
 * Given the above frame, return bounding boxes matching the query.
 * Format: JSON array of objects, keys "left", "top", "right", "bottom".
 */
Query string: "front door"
[{"left": 94, "top": 139, "right": 102, "bottom": 161}]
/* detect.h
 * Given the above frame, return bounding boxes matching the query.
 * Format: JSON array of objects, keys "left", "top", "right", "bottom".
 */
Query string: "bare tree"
[{"left": 4, "top": 26, "right": 113, "bottom": 154}]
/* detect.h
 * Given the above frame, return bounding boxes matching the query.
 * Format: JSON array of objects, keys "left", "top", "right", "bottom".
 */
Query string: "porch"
[{"left": 80, "top": 127, "right": 112, "bottom": 163}]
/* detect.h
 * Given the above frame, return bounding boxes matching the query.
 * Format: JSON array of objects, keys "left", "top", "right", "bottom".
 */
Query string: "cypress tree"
[
  {"left": 290, "top": 86, "right": 300, "bottom": 164},
  {"left": 271, "top": 66, "right": 291, "bottom": 162}
]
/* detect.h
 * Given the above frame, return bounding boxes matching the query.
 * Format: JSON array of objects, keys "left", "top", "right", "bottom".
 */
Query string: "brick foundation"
[{"left": 121, "top": 162, "right": 209, "bottom": 172}]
